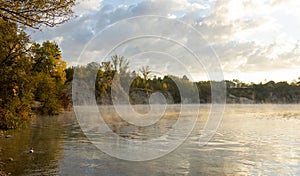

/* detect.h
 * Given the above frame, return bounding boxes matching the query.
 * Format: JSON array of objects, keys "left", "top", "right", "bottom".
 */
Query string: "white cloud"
[
  {"left": 53, "top": 36, "right": 64, "bottom": 45},
  {"left": 28, "top": 0, "right": 300, "bottom": 82},
  {"left": 74, "top": 0, "right": 102, "bottom": 15}
]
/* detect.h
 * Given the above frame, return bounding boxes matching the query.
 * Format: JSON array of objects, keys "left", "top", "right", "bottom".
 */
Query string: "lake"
[{"left": 1, "top": 104, "right": 300, "bottom": 175}]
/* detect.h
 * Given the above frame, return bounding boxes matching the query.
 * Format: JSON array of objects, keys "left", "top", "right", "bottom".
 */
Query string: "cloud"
[
  {"left": 73, "top": 0, "right": 102, "bottom": 15},
  {"left": 28, "top": 0, "right": 300, "bottom": 82}
]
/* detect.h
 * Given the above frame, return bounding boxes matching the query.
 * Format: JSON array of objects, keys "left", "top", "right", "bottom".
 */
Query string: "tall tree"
[
  {"left": 0, "top": 0, "right": 73, "bottom": 129},
  {"left": 111, "top": 55, "right": 129, "bottom": 74},
  {"left": 0, "top": 0, "right": 75, "bottom": 29},
  {"left": 32, "top": 41, "right": 68, "bottom": 114},
  {"left": 32, "top": 41, "right": 66, "bottom": 84},
  {"left": 139, "top": 66, "right": 152, "bottom": 91},
  {"left": 0, "top": 19, "right": 34, "bottom": 129},
  {"left": 139, "top": 66, "right": 151, "bottom": 81}
]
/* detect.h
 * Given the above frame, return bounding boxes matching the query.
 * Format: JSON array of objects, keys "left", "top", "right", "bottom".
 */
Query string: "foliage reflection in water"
[{"left": 1, "top": 105, "right": 300, "bottom": 175}]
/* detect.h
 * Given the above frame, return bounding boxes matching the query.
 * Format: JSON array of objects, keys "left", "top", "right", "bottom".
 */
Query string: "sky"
[{"left": 28, "top": 0, "right": 300, "bottom": 83}]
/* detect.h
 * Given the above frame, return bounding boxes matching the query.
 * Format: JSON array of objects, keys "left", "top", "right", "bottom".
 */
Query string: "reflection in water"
[
  {"left": 0, "top": 112, "right": 75, "bottom": 175},
  {"left": 99, "top": 105, "right": 181, "bottom": 140},
  {"left": 1, "top": 104, "right": 300, "bottom": 175}
]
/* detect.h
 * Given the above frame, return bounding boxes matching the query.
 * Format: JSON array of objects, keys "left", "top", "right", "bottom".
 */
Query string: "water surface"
[{"left": 1, "top": 104, "right": 300, "bottom": 175}]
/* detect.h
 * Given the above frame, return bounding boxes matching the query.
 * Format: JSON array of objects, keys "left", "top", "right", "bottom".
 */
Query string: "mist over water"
[{"left": 1, "top": 104, "right": 300, "bottom": 175}]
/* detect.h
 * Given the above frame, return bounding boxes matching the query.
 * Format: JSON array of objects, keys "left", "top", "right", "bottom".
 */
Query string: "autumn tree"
[
  {"left": 0, "top": 18, "right": 34, "bottom": 129},
  {"left": 32, "top": 41, "right": 67, "bottom": 84},
  {"left": 0, "top": 0, "right": 75, "bottom": 29},
  {"left": 32, "top": 41, "right": 68, "bottom": 114},
  {"left": 0, "top": 0, "right": 74, "bottom": 129}
]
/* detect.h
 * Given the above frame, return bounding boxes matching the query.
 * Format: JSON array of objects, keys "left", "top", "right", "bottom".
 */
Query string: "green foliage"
[
  {"left": 32, "top": 41, "right": 68, "bottom": 114},
  {"left": 74, "top": 58, "right": 202, "bottom": 105},
  {"left": 34, "top": 73, "right": 60, "bottom": 114},
  {"left": 32, "top": 41, "right": 67, "bottom": 84},
  {"left": 0, "top": 0, "right": 73, "bottom": 129},
  {"left": 72, "top": 58, "right": 300, "bottom": 105},
  {"left": 196, "top": 81, "right": 211, "bottom": 103},
  {"left": 0, "top": 19, "right": 69, "bottom": 129},
  {"left": 0, "top": 96, "right": 32, "bottom": 129},
  {"left": 65, "top": 66, "right": 75, "bottom": 83},
  {"left": 0, "top": 19, "right": 34, "bottom": 129},
  {"left": 161, "top": 76, "right": 181, "bottom": 103}
]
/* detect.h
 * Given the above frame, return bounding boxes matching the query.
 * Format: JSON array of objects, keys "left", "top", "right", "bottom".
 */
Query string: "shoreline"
[{"left": 0, "top": 131, "right": 8, "bottom": 176}]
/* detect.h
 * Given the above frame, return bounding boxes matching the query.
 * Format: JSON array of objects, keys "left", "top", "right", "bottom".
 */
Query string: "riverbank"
[
  {"left": 0, "top": 130, "right": 9, "bottom": 176},
  {"left": 0, "top": 130, "right": 8, "bottom": 176}
]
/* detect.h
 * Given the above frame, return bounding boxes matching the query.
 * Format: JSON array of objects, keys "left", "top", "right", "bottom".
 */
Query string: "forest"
[
  {"left": 1, "top": 18, "right": 300, "bottom": 130},
  {"left": 1, "top": 0, "right": 300, "bottom": 131},
  {"left": 0, "top": 19, "right": 70, "bottom": 129},
  {"left": 0, "top": 0, "right": 75, "bottom": 130},
  {"left": 67, "top": 56, "right": 300, "bottom": 107}
]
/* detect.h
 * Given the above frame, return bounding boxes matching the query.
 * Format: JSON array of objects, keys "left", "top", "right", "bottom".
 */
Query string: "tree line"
[
  {"left": 67, "top": 55, "right": 300, "bottom": 106},
  {"left": 1, "top": 0, "right": 300, "bottom": 130}
]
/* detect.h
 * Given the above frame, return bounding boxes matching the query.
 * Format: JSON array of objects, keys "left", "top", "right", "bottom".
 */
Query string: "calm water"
[{"left": 1, "top": 104, "right": 300, "bottom": 175}]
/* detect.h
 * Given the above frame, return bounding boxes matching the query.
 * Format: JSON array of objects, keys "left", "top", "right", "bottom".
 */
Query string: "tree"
[
  {"left": 101, "top": 61, "right": 112, "bottom": 72},
  {"left": 31, "top": 41, "right": 68, "bottom": 114},
  {"left": 182, "top": 75, "right": 189, "bottom": 81},
  {"left": 162, "top": 76, "right": 180, "bottom": 103},
  {"left": 0, "top": 1, "right": 72, "bottom": 128},
  {"left": 65, "top": 66, "right": 74, "bottom": 83},
  {"left": 111, "top": 55, "right": 129, "bottom": 74},
  {"left": 0, "top": 19, "right": 34, "bottom": 129},
  {"left": 139, "top": 66, "right": 151, "bottom": 81},
  {"left": 32, "top": 41, "right": 66, "bottom": 84},
  {"left": 0, "top": 0, "right": 75, "bottom": 29},
  {"left": 197, "top": 81, "right": 211, "bottom": 103},
  {"left": 0, "top": 19, "right": 30, "bottom": 66},
  {"left": 34, "top": 73, "right": 60, "bottom": 114}
]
